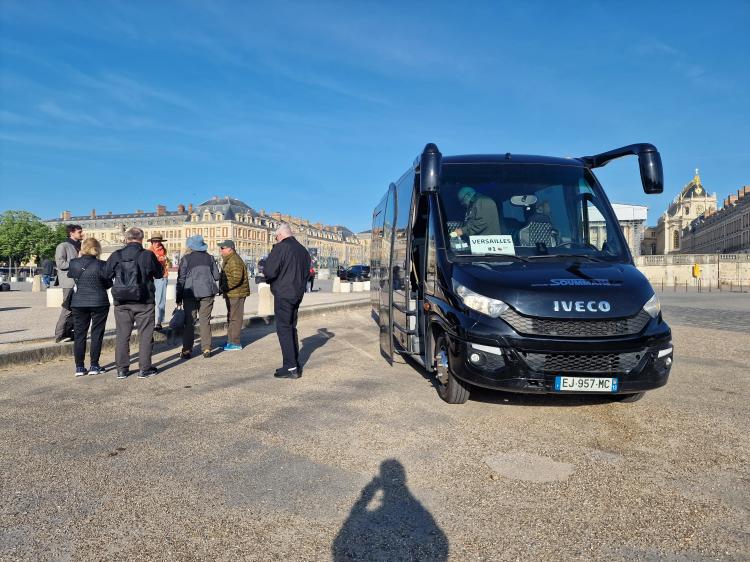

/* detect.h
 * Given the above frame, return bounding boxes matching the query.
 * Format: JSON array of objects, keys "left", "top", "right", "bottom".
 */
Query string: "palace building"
[
  {"left": 44, "top": 196, "right": 367, "bottom": 266},
  {"left": 648, "top": 170, "right": 718, "bottom": 254},
  {"left": 680, "top": 185, "right": 750, "bottom": 254}
]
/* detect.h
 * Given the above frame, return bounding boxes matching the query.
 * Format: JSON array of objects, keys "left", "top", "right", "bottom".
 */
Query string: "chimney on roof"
[
  {"left": 729, "top": 194, "right": 738, "bottom": 205},
  {"left": 260, "top": 209, "right": 265, "bottom": 215},
  {"left": 156, "top": 204, "right": 166, "bottom": 216},
  {"left": 213, "top": 196, "right": 218, "bottom": 201},
  {"left": 136, "top": 209, "right": 144, "bottom": 215},
  {"left": 188, "top": 203, "right": 194, "bottom": 213},
  {"left": 62, "top": 210, "right": 71, "bottom": 221},
  {"left": 108, "top": 211, "right": 112, "bottom": 216},
  {"left": 90, "top": 209, "right": 96, "bottom": 219},
  {"left": 177, "top": 204, "right": 185, "bottom": 213}
]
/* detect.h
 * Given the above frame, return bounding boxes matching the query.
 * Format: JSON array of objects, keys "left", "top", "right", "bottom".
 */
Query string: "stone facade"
[
  {"left": 680, "top": 185, "right": 750, "bottom": 254},
  {"left": 652, "top": 170, "right": 717, "bottom": 254},
  {"left": 45, "top": 197, "right": 365, "bottom": 267}
]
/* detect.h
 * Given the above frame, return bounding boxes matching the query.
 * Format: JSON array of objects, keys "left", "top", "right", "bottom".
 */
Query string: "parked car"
[
  {"left": 255, "top": 258, "right": 267, "bottom": 284},
  {"left": 340, "top": 265, "right": 370, "bottom": 281}
]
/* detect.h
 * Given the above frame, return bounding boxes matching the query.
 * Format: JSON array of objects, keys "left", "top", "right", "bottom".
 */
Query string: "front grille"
[
  {"left": 520, "top": 351, "right": 645, "bottom": 374},
  {"left": 500, "top": 309, "right": 651, "bottom": 338}
]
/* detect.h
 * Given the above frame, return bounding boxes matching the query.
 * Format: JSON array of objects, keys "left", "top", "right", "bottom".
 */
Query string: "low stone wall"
[{"left": 635, "top": 254, "right": 750, "bottom": 286}]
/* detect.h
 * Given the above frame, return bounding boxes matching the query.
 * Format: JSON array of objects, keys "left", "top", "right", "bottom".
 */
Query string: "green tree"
[{"left": 0, "top": 210, "right": 66, "bottom": 268}]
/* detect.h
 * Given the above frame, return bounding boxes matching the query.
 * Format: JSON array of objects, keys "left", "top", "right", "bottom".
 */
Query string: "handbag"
[{"left": 169, "top": 305, "right": 186, "bottom": 331}]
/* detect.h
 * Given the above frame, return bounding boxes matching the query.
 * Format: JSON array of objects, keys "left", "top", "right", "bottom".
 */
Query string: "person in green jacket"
[
  {"left": 452, "top": 186, "right": 502, "bottom": 237},
  {"left": 219, "top": 240, "right": 250, "bottom": 351}
]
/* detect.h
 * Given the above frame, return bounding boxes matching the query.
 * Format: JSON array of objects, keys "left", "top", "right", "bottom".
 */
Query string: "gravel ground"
[{"left": 0, "top": 304, "right": 748, "bottom": 561}]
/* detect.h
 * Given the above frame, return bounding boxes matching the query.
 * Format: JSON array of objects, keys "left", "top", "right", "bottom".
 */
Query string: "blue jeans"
[
  {"left": 154, "top": 277, "right": 167, "bottom": 325},
  {"left": 42, "top": 275, "right": 51, "bottom": 287}
]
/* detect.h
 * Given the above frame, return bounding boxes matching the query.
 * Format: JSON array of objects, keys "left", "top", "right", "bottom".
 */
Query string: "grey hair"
[
  {"left": 275, "top": 222, "right": 293, "bottom": 238},
  {"left": 125, "top": 227, "right": 144, "bottom": 242}
]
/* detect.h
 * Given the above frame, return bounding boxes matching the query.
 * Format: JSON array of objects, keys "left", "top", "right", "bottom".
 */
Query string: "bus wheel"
[
  {"left": 611, "top": 392, "right": 645, "bottom": 403},
  {"left": 435, "top": 334, "right": 470, "bottom": 404}
]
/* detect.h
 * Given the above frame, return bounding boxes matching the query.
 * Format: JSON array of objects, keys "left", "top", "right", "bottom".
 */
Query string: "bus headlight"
[
  {"left": 643, "top": 294, "right": 661, "bottom": 318},
  {"left": 453, "top": 280, "right": 509, "bottom": 318}
]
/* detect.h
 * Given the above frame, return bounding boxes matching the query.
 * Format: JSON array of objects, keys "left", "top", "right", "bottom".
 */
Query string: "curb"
[{"left": 0, "top": 298, "right": 370, "bottom": 369}]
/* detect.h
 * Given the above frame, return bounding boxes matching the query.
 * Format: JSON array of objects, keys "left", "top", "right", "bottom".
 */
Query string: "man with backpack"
[{"left": 105, "top": 227, "right": 164, "bottom": 379}]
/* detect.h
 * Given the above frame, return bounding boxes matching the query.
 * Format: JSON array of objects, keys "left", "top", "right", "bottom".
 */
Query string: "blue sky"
[{"left": 1, "top": 0, "right": 748, "bottom": 231}]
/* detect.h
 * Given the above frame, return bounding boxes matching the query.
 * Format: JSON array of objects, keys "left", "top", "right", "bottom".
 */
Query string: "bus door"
[
  {"left": 378, "top": 183, "right": 397, "bottom": 363},
  {"left": 391, "top": 174, "right": 420, "bottom": 356}
]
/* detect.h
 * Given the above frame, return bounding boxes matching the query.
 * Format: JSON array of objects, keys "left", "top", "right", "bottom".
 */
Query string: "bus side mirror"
[
  {"left": 638, "top": 148, "right": 663, "bottom": 194},
  {"left": 420, "top": 143, "right": 442, "bottom": 193}
]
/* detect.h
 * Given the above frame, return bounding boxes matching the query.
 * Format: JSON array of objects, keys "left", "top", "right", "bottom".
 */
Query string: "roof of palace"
[{"left": 195, "top": 196, "right": 259, "bottom": 220}]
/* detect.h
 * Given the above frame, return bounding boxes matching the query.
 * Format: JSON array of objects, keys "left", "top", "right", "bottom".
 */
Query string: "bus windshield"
[{"left": 437, "top": 163, "right": 629, "bottom": 262}]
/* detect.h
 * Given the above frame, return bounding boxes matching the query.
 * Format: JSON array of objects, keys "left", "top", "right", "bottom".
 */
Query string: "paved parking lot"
[{"left": 0, "top": 293, "right": 748, "bottom": 560}]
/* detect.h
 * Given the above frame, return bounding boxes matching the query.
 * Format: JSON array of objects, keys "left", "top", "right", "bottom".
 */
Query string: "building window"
[{"left": 673, "top": 230, "right": 680, "bottom": 250}]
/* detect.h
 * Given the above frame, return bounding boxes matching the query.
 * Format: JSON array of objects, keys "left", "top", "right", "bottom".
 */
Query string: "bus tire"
[
  {"left": 435, "top": 333, "right": 470, "bottom": 404},
  {"left": 611, "top": 392, "right": 645, "bottom": 403}
]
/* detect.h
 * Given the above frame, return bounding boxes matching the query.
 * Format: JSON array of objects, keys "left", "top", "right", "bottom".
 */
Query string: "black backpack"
[{"left": 111, "top": 248, "right": 147, "bottom": 303}]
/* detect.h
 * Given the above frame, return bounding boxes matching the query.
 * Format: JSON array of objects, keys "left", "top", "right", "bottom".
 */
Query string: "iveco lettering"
[{"left": 371, "top": 143, "right": 673, "bottom": 404}]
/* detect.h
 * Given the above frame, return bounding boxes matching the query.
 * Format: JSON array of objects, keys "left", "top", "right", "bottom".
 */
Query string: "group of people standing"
[{"left": 53, "top": 222, "right": 311, "bottom": 380}]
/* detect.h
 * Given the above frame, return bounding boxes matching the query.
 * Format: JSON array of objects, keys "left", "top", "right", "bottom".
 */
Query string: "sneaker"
[
  {"left": 274, "top": 367, "right": 300, "bottom": 379},
  {"left": 74, "top": 366, "right": 87, "bottom": 377},
  {"left": 116, "top": 369, "right": 130, "bottom": 380},
  {"left": 154, "top": 324, "right": 164, "bottom": 332},
  {"left": 223, "top": 343, "right": 242, "bottom": 351},
  {"left": 202, "top": 349, "right": 212, "bottom": 358},
  {"left": 138, "top": 367, "right": 158, "bottom": 379},
  {"left": 88, "top": 365, "right": 105, "bottom": 375}
]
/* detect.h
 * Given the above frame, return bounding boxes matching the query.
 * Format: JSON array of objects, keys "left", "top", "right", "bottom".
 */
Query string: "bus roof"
[{"left": 441, "top": 154, "right": 584, "bottom": 167}]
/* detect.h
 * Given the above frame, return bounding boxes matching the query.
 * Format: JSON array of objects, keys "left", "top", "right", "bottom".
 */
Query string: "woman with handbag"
[
  {"left": 176, "top": 235, "right": 220, "bottom": 359},
  {"left": 67, "top": 238, "right": 112, "bottom": 376}
]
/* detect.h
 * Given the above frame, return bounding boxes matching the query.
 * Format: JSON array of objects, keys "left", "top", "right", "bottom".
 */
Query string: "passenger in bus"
[{"left": 451, "top": 186, "right": 501, "bottom": 237}]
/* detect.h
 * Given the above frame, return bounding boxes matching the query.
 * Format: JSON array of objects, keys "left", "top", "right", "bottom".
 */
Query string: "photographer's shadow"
[{"left": 332, "top": 459, "right": 448, "bottom": 561}]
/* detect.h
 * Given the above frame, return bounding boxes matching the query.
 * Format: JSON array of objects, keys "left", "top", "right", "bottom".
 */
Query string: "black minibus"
[{"left": 371, "top": 143, "right": 673, "bottom": 403}]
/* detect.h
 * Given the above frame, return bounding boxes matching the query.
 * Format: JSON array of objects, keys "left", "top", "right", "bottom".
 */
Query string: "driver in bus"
[{"left": 451, "top": 186, "right": 501, "bottom": 238}]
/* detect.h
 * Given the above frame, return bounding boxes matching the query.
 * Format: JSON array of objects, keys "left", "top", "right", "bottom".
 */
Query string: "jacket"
[
  {"left": 68, "top": 256, "right": 112, "bottom": 308},
  {"left": 263, "top": 236, "right": 311, "bottom": 300},
  {"left": 55, "top": 239, "right": 80, "bottom": 289},
  {"left": 460, "top": 194, "right": 502, "bottom": 236},
  {"left": 105, "top": 243, "right": 164, "bottom": 305},
  {"left": 221, "top": 251, "right": 250, "bottom": 298},
  {"left": 177, "top": 251, "right": 220, "bottom": 302},
  {"left": 41, "top": 258, "right": 55, "bottom": 276}
]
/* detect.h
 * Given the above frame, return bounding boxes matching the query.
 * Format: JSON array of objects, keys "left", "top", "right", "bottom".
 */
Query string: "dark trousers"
[
  {"left": 274, "top": 297, "right": 302, "bottom": 369},
  {"left": 224, "top": 296, "right": 246, "bottom": 345},
  {"left": 114, "top": 303, "right": 155, "bottom": 371},
  {"left": 183, "top": 297, "right": 214, "bottom": 352},
  {"left": 72, "top": 306, "right": 109, "bottom": 367},
  {"left": 308, "top": 277, "right": 314, "bottom": 292},
  {"left": 55, "top": 288, "right": 74, "bottom": 339}
]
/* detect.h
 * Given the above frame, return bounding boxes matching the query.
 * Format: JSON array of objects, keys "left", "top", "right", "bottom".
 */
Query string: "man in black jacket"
[
  {"left": 105, "top": 227, "right": 164, "bottom": 379},
  {"left": 263, "top": 223, "right": 311, "bottom": 379}
]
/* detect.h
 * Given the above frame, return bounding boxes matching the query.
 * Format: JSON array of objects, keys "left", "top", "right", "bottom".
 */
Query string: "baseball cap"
[{"left": 218, "top": 239, "right": 235, "bottom": 249}]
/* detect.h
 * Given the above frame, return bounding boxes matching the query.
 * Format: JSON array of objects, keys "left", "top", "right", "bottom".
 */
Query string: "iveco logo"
[{"left": 553, "top": 300, "right": 611, "bottom": 313}]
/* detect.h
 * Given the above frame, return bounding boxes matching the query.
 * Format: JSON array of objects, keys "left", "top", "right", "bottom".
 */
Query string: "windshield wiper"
[
  {"left": 459, "top": 253, "right": 529, "bottom": 262},
  {"left": 526, "top": 254, "right": 604, "bottom": 262}
]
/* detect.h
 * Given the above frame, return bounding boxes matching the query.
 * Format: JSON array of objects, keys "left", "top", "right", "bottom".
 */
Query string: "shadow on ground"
[
  {"left": 332, "top": 459, "right": 448, "bottom": 561},
  {"left": 299, "top": 328, "right": 334, "bottom": 368}
]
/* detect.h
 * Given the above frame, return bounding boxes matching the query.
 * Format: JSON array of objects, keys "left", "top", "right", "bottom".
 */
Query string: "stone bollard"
[
  {"left": 363, "top": 281, "right": 370, "bottom": 291},
  {"left": 257, "top": 283, "right": 274, "bottom": 316},
  {"left": 32, "top": 274, "right": 43, "bottom": 292},
  {"left": 332, "top": 277, "right": 341, "bottom": 293},
  {"left": 339, "top": 282, "right": 351, "bottom": 293},
  {"left": 166, "top": 283, "right": 176, "bottom": 301},
  {"left": 352, "top": 281, "right": 364, "bottom": 292},
  {"left": 47, "top": 287, "right": 64, "bottom": 307}
]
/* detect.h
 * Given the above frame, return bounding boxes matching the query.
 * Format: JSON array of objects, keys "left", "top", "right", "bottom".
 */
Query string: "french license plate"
[{"left": 554, "top": 376, "right": 618, "bottom": 392}]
